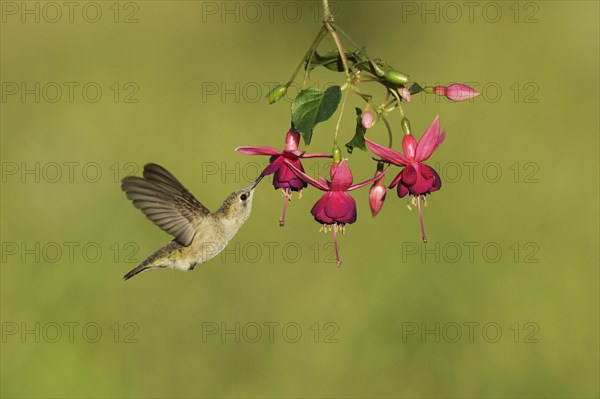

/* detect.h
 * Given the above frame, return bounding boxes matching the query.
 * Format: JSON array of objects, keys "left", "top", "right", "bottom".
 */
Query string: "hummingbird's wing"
[{"left": 121, "top": 163, "right": 210, "bottom": 246}]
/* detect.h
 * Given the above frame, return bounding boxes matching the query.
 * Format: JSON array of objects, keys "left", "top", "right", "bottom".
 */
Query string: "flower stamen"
[{"left": 417, "top": 196, "right": 427, "bottom": 243}]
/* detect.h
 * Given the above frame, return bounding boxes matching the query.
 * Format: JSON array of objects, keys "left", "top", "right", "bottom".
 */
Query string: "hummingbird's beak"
[{"left": 251, "top": 175, "right": 264, "bottom": 189}]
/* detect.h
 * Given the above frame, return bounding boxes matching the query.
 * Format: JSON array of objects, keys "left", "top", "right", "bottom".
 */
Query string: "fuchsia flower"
[
  {"left": 365, "top": 116, "right": 445, "bottom": 243},
  {"left": 285, "top": 159, "right": 386, "bottom": 267},
  {"left": 433, "top": 84, "right": 481, "bottom": 102},
  {"left": 236, "top": 128, "right": 330, "bottom": 226}
]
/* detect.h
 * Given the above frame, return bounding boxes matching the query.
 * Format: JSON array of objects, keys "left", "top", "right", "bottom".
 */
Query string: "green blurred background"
[{"left": 1, "top": 1, "right": 598, "bottom": 398}]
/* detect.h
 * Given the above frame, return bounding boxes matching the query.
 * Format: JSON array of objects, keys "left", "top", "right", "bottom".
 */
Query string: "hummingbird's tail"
[{"left": 123, "top": 241, "right": 183, "bottom": 281}]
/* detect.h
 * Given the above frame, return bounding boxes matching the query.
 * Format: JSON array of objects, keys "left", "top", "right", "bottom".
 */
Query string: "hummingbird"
[{"left": 120, "top": 163, "right": 262, "bottom": 280}]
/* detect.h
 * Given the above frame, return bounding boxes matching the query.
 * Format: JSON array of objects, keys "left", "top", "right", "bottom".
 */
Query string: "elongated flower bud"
[
  {"left": 384, "top": 69, "right": 409, "bottom": 85},
  {"left": 445, "top": 84, "right": 481, "bottom": 102},
  {"left": 398, "top": 86, "right": 412, "bottom": 102},
  {"left": 266, "top": 85, "right": 288, "bottom": 104},
  {"left": 361, "top": 109, "right": 374, "bottom": 129},
  {"left": 369, "top": 168, "right": 386, "bottom": 217},
  {"left": 432, "top": 84, "right": 481, "bottom": 102}
]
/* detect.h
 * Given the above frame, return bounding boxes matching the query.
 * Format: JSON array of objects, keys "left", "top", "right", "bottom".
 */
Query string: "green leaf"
[
  {"left": 409, "top": 82, "right": 423, "bottom": 94},
  {"left": 291, "top": 86, "right": 341, "bottom": 145},
  {"left": 306, "top": 50, "right": 365, "bottom": 72},
  {"left": 345, "top": 108, "right": 367, "bottom": 154}
]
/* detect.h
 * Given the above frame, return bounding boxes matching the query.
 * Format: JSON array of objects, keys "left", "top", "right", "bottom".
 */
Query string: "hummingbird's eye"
[{"left": 240, "top": 193, "right": 248, "bottom": 201}]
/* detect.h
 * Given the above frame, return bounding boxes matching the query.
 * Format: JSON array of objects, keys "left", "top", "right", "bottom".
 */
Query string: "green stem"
[
  {"left": 334, "top": 86, "right": 349, "bottom": 146},
  {"left": 325, "top": 23, "right": 351, "bottom": 77},
  {"left": 388, "top": 87, "right": 406, "bottom": 119},
  {"left": 287, "top": 26, "right": 327, "bottom": 87},
  {"left": 302, "top": 28, "right": 327, "bottom": 88},
  {"left": 381, "top": 115, "right": 393, "bottom": 148},
  {"left": 322, "top": 0, "right": 332, "bottom": 20}
]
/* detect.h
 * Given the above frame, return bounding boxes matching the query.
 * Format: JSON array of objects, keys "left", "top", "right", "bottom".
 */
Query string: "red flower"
[
  {"left": 236, "top": 128, "right": 330, "bottom": 226},
  {"left": 285, "top": 159, "right": 386, "bottom": 266},
  {"left": 365, "top": 116, "right": 445, "bottom": 242}
]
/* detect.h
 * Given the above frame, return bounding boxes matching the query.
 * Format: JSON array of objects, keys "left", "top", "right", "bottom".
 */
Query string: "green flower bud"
[
  {"left": 401, "top": 118, "right": 412, "bottom": 136},
  {"left": 424, "top": 86, "right": 435, "bottom": 94},
  {"left": 384, "top": 70, "right": 409, "bottom": 85},
  {"left": 332, "top": 145, "right": 342, "bottom": 163},
  {"left": 266, "top": 85, "right": 287, "bottom": 104}
]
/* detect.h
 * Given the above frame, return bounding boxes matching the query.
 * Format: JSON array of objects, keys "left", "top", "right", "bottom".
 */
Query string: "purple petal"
[
  {"left": 388, "top": 172, "right": 403, "bottom": 189},
  {"left": 415, "top": 116, "right": 441, "bottom": 161},
  {"left": 273, "top": 158, "right": 307, "bottom": 191},
  {"left": 324, "top": 192, "right": 357, "bottom": 224},
  {"left": 311, "top": 193, "right": 335, "bottom": 224}
]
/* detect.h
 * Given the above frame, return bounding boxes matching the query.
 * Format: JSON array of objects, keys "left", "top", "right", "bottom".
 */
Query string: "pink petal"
[
  {"left": 402, "top": 135, "right": 417, "bottom": 159},
  {"left": 330, "top": 160, "right": 353, "bottom": 191},
  {"left": 365, "top": 138, "right": 410, "bottom": 166},
  {"left": 433, "top": 129, "right": 446, "bottom": 152},
  {"left": 284, "top": 129, "right": 301, "bottom": 152},
  {"left": 300, "top": 153, "right": 333, "bottom": 159},
  {"left": 348, "top": 166, "right": 390, "bottom": 191},
  {"left": 236, "top": 146, "right": 282, "bottom": 156},
  {"left": 284, "top": 160, "right": 329, "bottom": 191},
  {"left": 261, "top": 155, "right": 284, "bottom": 176},
  {"left": 415, "top": 116, "right": 441, "bottom": 161}
]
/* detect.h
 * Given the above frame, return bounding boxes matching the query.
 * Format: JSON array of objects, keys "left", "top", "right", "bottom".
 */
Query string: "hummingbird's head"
[{"left": 217, "top": 175, "right": 263, "bottom": 222}]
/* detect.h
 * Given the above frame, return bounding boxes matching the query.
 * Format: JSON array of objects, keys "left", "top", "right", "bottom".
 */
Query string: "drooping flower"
[
  {"left": 365, "top": 116, "right": 445, "bottom": 242},
  {"left": 285, "top": 159, "right": 386, "bottom": 266},
  {"left": 236, "top": 128, "right": 330, "bottom": 226},
  {"left": 433, "top": 84, "right": 481, "bottom": 102},
  {"left": 369, "top": 167, "right": 386, "bottom": 218}
]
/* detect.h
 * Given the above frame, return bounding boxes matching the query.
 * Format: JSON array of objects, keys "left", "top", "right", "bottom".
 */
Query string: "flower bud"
[
  {"left": 383, "top": 69, "right": 409, "bottom": 85},
  {"left": 332, "top": 145, "right": 342, "bottom": 163},
  {"left": 398, "top": 86, "right": 412, "bottom": 102},
  {"left": 445, "top": 84, "right": 481, "bottom": 102},
  {"left": 369, "top": 169, "right": 386, "bottom": 217},
  {"left": 361, "top": 109, "right": 374, "bottom": 129},
  {"left": 266, "top": 85, "right": 288, "bottom": 104}
]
